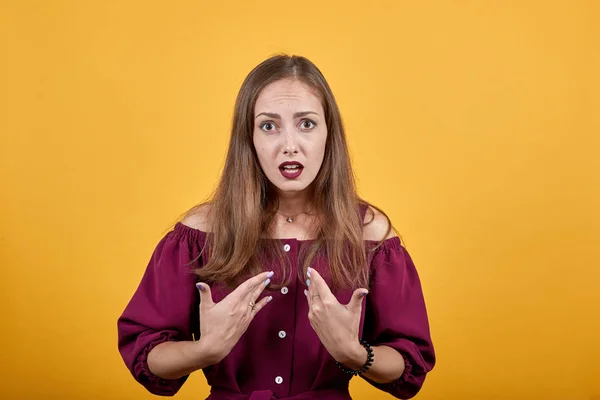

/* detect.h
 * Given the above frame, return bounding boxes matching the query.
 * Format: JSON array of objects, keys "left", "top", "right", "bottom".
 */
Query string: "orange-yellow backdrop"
[{"left": 1, "top": 1, "right": 599, "bottom": 399}]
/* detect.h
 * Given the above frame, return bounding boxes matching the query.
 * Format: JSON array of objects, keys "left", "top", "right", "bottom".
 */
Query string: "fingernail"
[
  {"left": 307, "top": 267, "right": 312, "bottom": 276},
  {"left": 266, "top": 296, "right": 273, "bottom": 303},
  {"left": 304, "top": 289, "right": 308, "bottom": 296},
  {"left": 361, "top": 291, "right": 369, "bottom": 297},
  {"left": 267, "top": 271, "right": 274, "bottom": 278},
  {"left": 306, "top": 279, "right": 310, "bottom": 287},
  {"left": 196, "top": 283, "right": 204, "bottom": 291},
  {"left": 264, "top": 278, "right": 271, "bottom": 286}
]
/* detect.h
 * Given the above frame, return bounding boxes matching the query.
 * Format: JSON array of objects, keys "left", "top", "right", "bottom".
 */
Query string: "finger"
[
  {"left": 245, "top": 270, "right": 272, "bottom": 304},
  {"left": 310, "top": 290, "right": 324, "bottom": 309},
  {"left": 236, "top": 271, "right": 274, "bottom": 298},
  {"left": 305, "top": 273, "right": 313, "bottom": 308},
  {"left": 346, "top": 288, "right": 369, "bottom": 312},
  {"left": 304, "top": 288, "right": 312, "bottom": 308},
  {"left": 250, "top": 294, "right": 273, "bottom": 316},
  {"left": 307, "top": 267, "right": 333, "bottom": 300},
  {"left": 306, "top": 274, "right": 324, "bottom": 309},
  {"left": 196, "top": 282, "right": 215, "bottom": 309}
]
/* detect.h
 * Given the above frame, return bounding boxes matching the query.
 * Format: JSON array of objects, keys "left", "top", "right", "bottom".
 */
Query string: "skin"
[
  {"left": 251, "top": 79, "right": 375, "bottom": 372},
  {"left": 149, "top": 78, "right": 404, "bottom": 385},
  {"left": 253, "top": 78, "right": 327, "bottom": 219}
]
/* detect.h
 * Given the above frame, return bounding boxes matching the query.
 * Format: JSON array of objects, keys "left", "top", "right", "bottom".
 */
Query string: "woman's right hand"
[{"left": 195, "top": 271, "right": 274, "bottom": 363}]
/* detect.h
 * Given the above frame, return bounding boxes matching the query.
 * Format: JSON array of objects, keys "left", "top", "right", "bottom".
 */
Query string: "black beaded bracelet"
[{"left": 335, "top": 339, "right": 374, "bottom": 376}]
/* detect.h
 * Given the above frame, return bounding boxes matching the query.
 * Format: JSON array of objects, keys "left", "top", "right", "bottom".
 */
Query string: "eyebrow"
[{"left": 254, "top": 111, "right": 319, "bottom": 119}]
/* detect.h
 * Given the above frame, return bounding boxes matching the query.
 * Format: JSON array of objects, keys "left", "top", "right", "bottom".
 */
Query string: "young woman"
[{"left": 117, "top": 54, "right": 435, "bottom": 399}]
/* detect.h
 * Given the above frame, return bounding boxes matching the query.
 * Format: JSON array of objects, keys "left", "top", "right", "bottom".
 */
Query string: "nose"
[{"left": 283, "top": 131, "right": 298, "bottom": 155}]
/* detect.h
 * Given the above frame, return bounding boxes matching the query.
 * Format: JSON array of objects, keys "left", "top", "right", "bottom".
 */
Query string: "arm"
[
  {"left": 339, "top": 343, "right": 406, "bottom": 384},
  {"left": 360, "top": 241, "right": 436, "bottom": 399},
  {"left": 146, "top": 268, "right": 275, "bottom": 381},
  {"left": 117, "top": 226, "right": 205, "bottom": 396},
  {"left": 147, "top": 337, "right": 220, "bottom": 380}
]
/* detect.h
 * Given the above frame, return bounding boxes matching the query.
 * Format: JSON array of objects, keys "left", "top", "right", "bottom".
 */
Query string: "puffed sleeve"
[
  {"left": 117, "top": 224, "right": 205, "bottom": 396},
  {"left": 362, "top": 238, "right": 436, "bottom": 399}
]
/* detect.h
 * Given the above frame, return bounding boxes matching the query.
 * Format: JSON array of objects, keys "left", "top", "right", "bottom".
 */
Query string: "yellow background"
[{"left": 1, "top": 1, "right": 598, "bottom": 399}]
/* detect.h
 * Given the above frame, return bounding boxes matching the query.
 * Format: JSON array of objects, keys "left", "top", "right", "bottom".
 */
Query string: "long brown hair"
[{"left": 183, "top": 54, "right": 392, "bottom": 290}]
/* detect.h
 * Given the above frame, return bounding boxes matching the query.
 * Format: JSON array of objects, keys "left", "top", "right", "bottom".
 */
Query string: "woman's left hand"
[{"left": 304, "top": 267, "right": 369, "bottom": 368}]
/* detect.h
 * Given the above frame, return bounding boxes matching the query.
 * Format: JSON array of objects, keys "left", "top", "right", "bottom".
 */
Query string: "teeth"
[{"left": 283, "top": 165, "right": 300, "bottom": 170}]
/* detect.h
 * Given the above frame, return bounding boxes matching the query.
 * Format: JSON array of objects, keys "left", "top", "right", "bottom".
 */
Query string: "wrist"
[
  {"left": 337, "top": 341, "right": 368, "bottom": 370},
  {"left": 335, "top": 339, "right": 375, "bottom": 377},
  {"left": 193, "top": 336, "right": 224, "bottom": 366}
]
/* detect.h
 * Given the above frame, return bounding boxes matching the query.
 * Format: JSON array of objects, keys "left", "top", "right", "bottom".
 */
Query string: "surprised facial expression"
[{"left": 253, "top": 79, "right": 327, "bottom": 196}]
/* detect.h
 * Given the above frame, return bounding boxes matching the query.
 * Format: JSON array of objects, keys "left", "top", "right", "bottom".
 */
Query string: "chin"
[
  {"left": 274, "top": 181, "right": 311, "bottom": 194},
  {"left": 277, "top": 185, "right": 308, "bottom": 193}
]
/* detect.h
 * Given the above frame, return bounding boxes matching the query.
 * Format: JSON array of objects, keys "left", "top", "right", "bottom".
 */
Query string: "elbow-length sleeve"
[
  {"left": 362, "top": 238, "right": 436, "bottom": 399},
  {"left": 117, "top": 224, "right": 204, "bottom": 396}
]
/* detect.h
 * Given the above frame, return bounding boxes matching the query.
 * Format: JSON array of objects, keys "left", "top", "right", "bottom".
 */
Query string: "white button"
[
  {"left": 281, "top": 287, "right": 289, "bottom": 294},
  {"left": 283, "top": 244, "right": 291, "bottom": 252},
  {"left": 275, "top": 376, "right": 283, "bottom": 384},
  {"left": 278, "top": 330, "right": 286, "bottom": 338}
]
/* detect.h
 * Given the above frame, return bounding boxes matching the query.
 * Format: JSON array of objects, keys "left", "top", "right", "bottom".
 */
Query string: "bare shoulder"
[
  {"left": 362, "top": 205, "right": 397, "bottom": 241},
  {"left": 180, "top": 203, "right": 212, "bottom": 232}
]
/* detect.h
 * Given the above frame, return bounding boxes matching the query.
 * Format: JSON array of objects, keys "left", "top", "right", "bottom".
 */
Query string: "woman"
[{"left": 117, "top": 54, "right": 435, "bottom": 399}]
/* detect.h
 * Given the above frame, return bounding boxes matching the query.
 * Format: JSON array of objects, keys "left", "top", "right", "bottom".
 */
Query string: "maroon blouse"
[{"left": 117, "top": 220, "right": 435, "bottom": 399}]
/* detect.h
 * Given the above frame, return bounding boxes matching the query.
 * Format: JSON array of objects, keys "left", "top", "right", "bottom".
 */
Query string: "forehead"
[{"left": 254, "top": 79, "right": 323, "bottom": 113}]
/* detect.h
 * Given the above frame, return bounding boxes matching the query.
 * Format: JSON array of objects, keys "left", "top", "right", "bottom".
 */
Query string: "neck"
[{"left": 276, "top": 191, "right": 313, "bottom": 216}]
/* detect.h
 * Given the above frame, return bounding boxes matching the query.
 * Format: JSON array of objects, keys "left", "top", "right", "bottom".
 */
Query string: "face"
[{"left": 253, "top": 78, "right": 327, "bottom": 196}]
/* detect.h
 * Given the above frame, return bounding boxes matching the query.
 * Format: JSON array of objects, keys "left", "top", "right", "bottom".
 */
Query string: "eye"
[
  {"left": 300, "top": 119, "right": 316, "bottom": 130},
  {"left": 259, "top": 121, "right": 277, "bottom": 132}
]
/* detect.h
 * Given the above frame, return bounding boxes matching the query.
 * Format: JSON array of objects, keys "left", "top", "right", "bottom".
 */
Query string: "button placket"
[{"left": 274, "top": 240, "right": 294, "bottom": 393}]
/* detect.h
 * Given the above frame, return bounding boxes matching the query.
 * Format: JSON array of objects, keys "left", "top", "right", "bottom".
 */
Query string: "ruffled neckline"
[{"left": 173, "top": 222, "right": 402, "bottom": 252}]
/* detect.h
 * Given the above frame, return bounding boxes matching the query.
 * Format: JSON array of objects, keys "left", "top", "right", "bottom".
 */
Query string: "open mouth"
[{"left": 279, "top": 161, "right": 304, "bottom": 179}]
